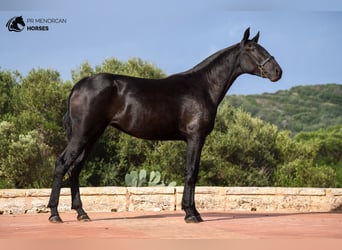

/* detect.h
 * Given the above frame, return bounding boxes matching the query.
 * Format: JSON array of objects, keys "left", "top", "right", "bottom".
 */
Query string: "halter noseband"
[
  {"left": 257, "top": 56, "right": 274, "bottom": 78},
  {"left": 245, "top": 48, "right": 274, "bottom": 78},
  {"left": 258, "top": 56, "right": 274, "bottom": 78}
]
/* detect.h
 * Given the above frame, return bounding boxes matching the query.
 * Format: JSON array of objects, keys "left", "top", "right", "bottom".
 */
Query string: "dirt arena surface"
[
  {"left": 1, "top": 211, "right": 341, "bottom": 239},
  {"left": 1, "top": 211, "right": 342, "bottom": 250}
]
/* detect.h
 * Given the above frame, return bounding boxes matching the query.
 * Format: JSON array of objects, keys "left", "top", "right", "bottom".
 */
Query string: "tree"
[
  {"left": 0, "top": 70, "right": 19, "bottom": 116},
  {"left": 0, "top": 69, "right": 71, "bottom": 188},
  {"left": 9, "top": 68, "right": 72, "bottom": 154},
  {"left": 199, "top": 101, "right": 279, "bottom": 186},
  {"left": 274, "top": 159, "right": 336, "bottom": 188},
  {"left": 273, "top": 128, "right": 338, "bottom": 188},
  {"left": 96, "top": 57, "right": 166, "bottom": 79},
  {"left": 294, "top": 125, "right": 342, "bottom": 187},
  {"left": 71, "top": 58, "right": 166, "bottom": 83},
  {"left": 0, "top": 121, "right": 54, "bottom": 188},
  {"left": 295, "top": 125, "right": 342, "bottom": 166}
]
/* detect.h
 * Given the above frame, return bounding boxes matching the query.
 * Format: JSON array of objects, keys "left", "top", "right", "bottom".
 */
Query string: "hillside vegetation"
[{"left": 227, "top": 84, "right": 342, "bottom": 134}]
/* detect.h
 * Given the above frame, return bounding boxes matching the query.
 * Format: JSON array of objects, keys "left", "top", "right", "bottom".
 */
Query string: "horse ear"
[
  {"left": 251, "top": 31, "right": 260, "bottom": 43},
  {"left": 241, "top": 27, "right": 250, "bottom": 46}
]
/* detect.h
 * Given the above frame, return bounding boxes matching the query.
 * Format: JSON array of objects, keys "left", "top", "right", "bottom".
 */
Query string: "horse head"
[
  {"left": 239, "top": 27, "right": 282, "bottom": 82},
  {"left": 15, "top": 16, "right": 25, "bottom": 27},
  {"left": 6, "top": 16, "right": 25, "bottom": 32}
]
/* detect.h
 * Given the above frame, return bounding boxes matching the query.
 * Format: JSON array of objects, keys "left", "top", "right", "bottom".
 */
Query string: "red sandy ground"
[{"left": 0, "top": 211, "right": 341, "bottom": 239}]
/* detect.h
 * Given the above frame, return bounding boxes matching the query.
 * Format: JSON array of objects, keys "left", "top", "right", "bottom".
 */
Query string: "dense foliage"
[{"left": 0, "top": 59, "right": 341, "bottom": 189}]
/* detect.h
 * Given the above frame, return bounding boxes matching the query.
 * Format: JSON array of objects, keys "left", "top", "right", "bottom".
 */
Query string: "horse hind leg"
[
  {"left": 69, "top": 125, "right": 110, "bottom": 222},
  {"left": 69, "top": 151, "right": 91, "bottom": 222},
  {"left": 47, "top": 140, "right": 87, "bottom": 223}
]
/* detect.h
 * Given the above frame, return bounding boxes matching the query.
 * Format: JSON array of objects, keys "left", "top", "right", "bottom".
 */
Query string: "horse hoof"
[
  {"left": 195, "top": 214, "right": 204, "bottom": 222},
  {"left": 77, "top": 214, "right": 91, "bottom": 222},
  {"left": 185, "top": 215, "right": 203, "bottom": 223},
  {"left": 49, "top": 215, "right": 63, "bottom": 223}
]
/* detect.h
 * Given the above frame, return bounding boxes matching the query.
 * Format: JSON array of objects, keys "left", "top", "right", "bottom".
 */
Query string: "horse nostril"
[{"left": 275, "top": 67, "right": 282, "bottom": 75}]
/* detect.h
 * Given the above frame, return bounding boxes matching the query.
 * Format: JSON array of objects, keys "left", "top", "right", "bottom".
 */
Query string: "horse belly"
[{"left": 111, "top": 103, "right": 182, "bottom": 140}]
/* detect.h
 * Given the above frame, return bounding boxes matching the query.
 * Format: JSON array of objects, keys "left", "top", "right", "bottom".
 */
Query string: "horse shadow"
[{"left": 90, "top": 211, "right": 338, "bottom": 223}]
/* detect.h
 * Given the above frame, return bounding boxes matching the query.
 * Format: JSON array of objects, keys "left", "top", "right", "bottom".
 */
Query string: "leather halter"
[
  {"left": 258, "top": 56, "right": 274, "bottom": 78},
  {"left": 246, "top": 49, "right": 274, "bottom": 78}
]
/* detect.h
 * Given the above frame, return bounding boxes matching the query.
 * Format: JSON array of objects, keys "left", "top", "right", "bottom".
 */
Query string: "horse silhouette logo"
[{"left": 6, "top": 16, "right": 25, "bottom": 32}]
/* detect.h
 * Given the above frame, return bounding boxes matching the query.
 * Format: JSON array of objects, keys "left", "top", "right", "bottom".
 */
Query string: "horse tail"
[
  {"left": 63, "top": 76, "right": 90, "bottom": 141},
  {"left": 63, "top": 92, "right": 73, "bottom": 141}
]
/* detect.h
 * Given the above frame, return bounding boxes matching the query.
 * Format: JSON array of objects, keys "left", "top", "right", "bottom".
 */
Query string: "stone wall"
[{"left": 1, "top": 187, "right": 342, "bottom": 215}]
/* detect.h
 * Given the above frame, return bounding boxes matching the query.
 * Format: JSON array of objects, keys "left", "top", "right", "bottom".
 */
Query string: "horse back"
[{"left": 69, "top": 73, "right": 215, "bottom": 140}]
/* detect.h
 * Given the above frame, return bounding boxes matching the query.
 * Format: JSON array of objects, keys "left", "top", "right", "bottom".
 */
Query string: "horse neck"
[{"left": 200, "top": 45, "right": 243, "bottom": 106}]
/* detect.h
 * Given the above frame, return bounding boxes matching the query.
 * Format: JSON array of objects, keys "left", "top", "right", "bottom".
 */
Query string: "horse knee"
[
  {"left": 184, "top": 171, "right": 198, "bottom": 186},
  {"left": 54, "top": 147, "right": 85, "bottom": 177}
]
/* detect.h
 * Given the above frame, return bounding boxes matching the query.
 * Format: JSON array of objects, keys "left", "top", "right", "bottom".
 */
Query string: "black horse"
[{"left": 48, "top": 28, "right": 282, "bottom": 223}]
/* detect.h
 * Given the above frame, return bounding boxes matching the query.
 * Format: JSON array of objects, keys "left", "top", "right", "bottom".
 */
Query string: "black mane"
[{"left": 177, "top": 44, "right": 239, "bottom": 75}]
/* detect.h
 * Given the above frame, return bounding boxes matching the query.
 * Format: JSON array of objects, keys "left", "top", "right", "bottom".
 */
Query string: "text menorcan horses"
[{"left": 48, "top": 28, "right": 282, "bottom": 223}]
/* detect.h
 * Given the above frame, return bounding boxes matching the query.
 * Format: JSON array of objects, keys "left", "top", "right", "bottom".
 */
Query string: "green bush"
[
  {"left": 0, "top": 122, "right": 54, "bottom": 188},
  {"left": 199, "top": 105, "right": 278, "bottom": 186},
  {"left": 274, "top": 159, "right": 336, "bottom": 187}
]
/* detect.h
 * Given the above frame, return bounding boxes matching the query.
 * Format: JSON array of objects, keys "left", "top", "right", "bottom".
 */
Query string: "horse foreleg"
[{"left": 182, "top": 137, "right": 205, "bottom": 223}]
